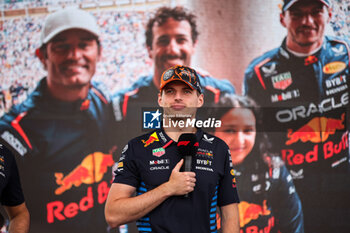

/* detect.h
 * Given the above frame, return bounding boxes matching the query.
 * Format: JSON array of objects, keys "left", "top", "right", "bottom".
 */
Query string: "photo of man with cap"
[
  {"left": 105, "top": 65, "right": 240, "bottom": 233},
  {"left": 0, "top": 8, "right": 118, "bottom": 233},
  {"left": 243, "top": 0, "right": 350, "bottom": 232}
]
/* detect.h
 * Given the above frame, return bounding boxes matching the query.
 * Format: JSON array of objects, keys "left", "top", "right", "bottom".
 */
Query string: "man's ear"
[
  {"left": 97, "top": 45, "right": 102, "bottom": 61},
  {"left": 326, "top": 8, "right": 332, "bottom": 23},
  {"left": 147, "top": 45, "right": 153, "bottom": 59},
  {"left": 35, "top": 48, "right": 47, "bottom": 69},
  {"left": 280, "top": 13, "right": 286, "bottom": 28},
  {"left": 197, "top": 93, "right": 204, "bottom": 108},
  {"left": 158, "top": 92, "right": 163, "bottom": 107}
]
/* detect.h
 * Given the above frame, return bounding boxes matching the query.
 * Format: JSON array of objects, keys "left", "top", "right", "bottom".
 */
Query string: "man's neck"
[
  {"left": 46, "top": 79, "right": 89, "bottom": 102},
  {"left": 286, "top": 37, "right": 324, "bottom": 55},
  {"left": 286, "top": 45, "right": 322, "bottom": 57}
]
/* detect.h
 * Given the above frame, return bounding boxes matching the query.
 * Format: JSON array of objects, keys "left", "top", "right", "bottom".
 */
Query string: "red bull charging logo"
[
  {"left": 54, "top": 152, "right": 114, "bottom": 195},
  {"left": 216, "top": 200, "right": 274, "bottom": 233},
  {"left": 47, "top": 152, "right": 114, "bottom": 223},
  {"left": 286, "top": 114, "right": 345, "bottom": 145},
  {"left": 142, "top": 132, "right": 159, "bottom": 147},
  {"left": 239, "top": 200, "right": 271, "bottom": 228}
]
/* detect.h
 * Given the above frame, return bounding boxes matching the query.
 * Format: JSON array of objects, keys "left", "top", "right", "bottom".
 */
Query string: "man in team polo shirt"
[
  {"left": 105, "top": 65, "right": 240, "bottom": 233},
  {"left": 243, "top": 0, "right": 350, "bottom": 232}
]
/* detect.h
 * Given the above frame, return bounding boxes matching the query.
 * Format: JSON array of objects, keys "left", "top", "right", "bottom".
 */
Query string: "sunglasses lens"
[{"left": 163, "top": 68, "right": 175, "bottom": 81}]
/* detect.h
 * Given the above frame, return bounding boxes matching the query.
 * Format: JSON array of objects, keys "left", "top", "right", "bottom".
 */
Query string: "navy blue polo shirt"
[{"left": 114, "top": 128, "right": 239, "bottom": 233}]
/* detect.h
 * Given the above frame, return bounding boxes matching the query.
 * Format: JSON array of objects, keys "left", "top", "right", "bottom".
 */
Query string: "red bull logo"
[
  {"left": 285, "top": 114, "right": 345, "bottom": 145},
  {"left": 217, "top": 201, "right": 274, "bottom": 232},
  {"left": 232, "top": 177, "right": 237, "bottom": 188},
  {"left": 141, "top": 132, "right": 159, "bottom": 147},
  {"left": 239, "top": 200, "right": 271, "bottom": 228},
  {"left": 282, "top": 132, "right": 348, "bottom": 166},
  {"left": 54, "top": 152, "right": 114, "bottom": 195},
  {"left": 47, "top": 152, "right": 114, "bottom": 223},
  {"left": 80, "top": 99, "right": 90, "bottom": 111},
  {"left": 304, "top": 55, "right": 318, "bottom": 66}
]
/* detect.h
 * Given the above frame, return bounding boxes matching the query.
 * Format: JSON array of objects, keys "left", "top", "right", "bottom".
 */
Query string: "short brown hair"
[{"left": 145, "top": 6, "right": 199, "bottom": 48}]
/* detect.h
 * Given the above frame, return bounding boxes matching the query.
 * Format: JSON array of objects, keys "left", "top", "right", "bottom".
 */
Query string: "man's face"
[
  {"left": 215, "top": 108, "right": 256, "bottom": 165},
  {"left": 280, "top": 2, "right": 331, "bottom": 50},
  {"left": 158, "top": 81, "right": 203, "bottom": 118},
  {"left": 148, "top": 18, "right": 196, "bottom": 80},
  {"left": 40, "top": 29, "right": 101, "bottom": 89}
]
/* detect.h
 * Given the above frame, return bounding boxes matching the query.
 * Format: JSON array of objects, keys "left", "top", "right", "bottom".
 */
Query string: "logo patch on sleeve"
[{"left": 1, "top": 131, "right": 27, "bottom": 156}]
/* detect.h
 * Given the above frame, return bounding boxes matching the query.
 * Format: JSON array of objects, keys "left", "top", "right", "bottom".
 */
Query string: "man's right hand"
[
  {"left": 165, "top": 159, "right": 196, "bottom": 196},
  {"left": 106, "top": 160, "right": 197, "bottom": 228}
]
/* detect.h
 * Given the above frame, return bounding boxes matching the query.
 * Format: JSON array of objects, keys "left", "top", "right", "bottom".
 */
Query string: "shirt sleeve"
[
  {"left": 243, "top": 66, "right": 266, "bottom": 102},
  {"left": 113, "top": 142, "right": 140, "bottom": 188},
  {"left": 1, "top": 150, "right": 25, "bottom": 206},
  {"left": 217, "top": 145, "right": 240, "bottom": 206}
]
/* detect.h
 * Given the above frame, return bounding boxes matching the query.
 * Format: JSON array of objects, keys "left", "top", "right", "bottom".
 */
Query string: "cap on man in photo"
[
  {"left": 39, "top": 7, "right": 100, "bottom": 48},
  {"left": 282, "top": 0, "right": 331, "bottom": 12},
  {"left": 160, "top": 65, "right": 203, "bottom": 94}
]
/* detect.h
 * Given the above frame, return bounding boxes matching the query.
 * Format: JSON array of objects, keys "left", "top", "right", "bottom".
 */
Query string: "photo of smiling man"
[{"left": 243, "top": 0, "right": 350, "bottom": 232}]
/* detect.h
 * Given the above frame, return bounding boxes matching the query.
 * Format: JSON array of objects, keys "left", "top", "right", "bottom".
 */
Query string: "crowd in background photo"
[{"left": 331, "top": 0, "right": 350, "bottom": 37}]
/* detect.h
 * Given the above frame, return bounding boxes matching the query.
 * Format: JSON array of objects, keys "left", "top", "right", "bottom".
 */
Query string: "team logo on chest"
[
  {"left": 149, "top": 159, "right": 170, "bottom": 171},
  {"left": 304, "top": 55, "right": 318, "bottom": 66},
  {"left": 262, "top": 63, "right": 277, "bottom": 76},
  {"left": 271, "top": 72, "right": 292, "bottom": 90},
  {"left": 196, "top": 148, "right": 214, "bottom": 158},
  {"left": 332, "top": 45, "right": 346, "bottom": 56},
  {"left": 323, "top": 61, "right": 346, "bottom": 74},
  {"left": 202, "top": 134, "right": 214, "bottom": 144},
  {"left": 141, "top": 132, "right": 159, "bottom": 147},
  {"left": 152, "top": 147, "right": 165, "bottom": 157}
]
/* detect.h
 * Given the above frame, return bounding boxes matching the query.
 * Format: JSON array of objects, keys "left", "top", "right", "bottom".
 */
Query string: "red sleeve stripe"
[
  {"left": 122, "top": 88, "right": 139, "bottom": 117},
  {"left": 204, "top": 86, "right": 220, "bottom": 104},
  {"left": 11, "top": 112, "right": 33, "bottom": 150},
  {"left": 91, "top": 87, "right": 108, "bottom": 105},
  {"left": 254, "top": 58, "right": 271, "bottom": 90}
]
